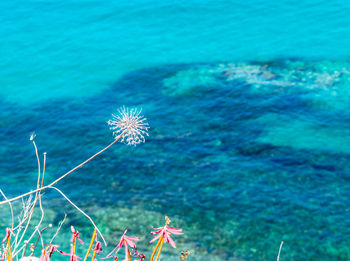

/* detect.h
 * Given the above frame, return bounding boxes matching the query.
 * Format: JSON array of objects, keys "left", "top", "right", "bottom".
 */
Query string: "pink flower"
[
  {"left": 40, "top": 249, "right": 50, "bottom": 261},
  {"left": 106, "top": 229, "right": 139, "bottom": 261},
  {"left": 61, "top": 246, "right": 82, "bottom": 261},
  {"left": 91, "top": 241, "right": 103, "bottom": 261},
  {"left": 94, "top": 242, "right": 103, "bottom": 256},
  {"left": 150, "top": 226, "right": 183, "bottom": 248},
  {"left": 2, "top": 228, "right": 14, "bottom": 243},
  {"left": 130, "top": 246, "right": 145, "bottom": 261},
  {"left": 47, "top": 244, "right": 60, "bottom": 253},
  {"left": 40, "top": 244, "right": 61, "bottom": 261},
  {"left": 70, "top": 226, "right": 84, "bottom": 245}
]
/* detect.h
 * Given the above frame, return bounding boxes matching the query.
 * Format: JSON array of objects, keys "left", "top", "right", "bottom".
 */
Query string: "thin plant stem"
[
  {"left": 14, "top": 196, "right": 36, "bottom": 252},
  {"left": 13, "top": 149, "right": 45, "bottom": 236},
  {"left": 13, "top": 195, "right": 34, "bottom": 233},
  {"left": 13, "top": 210, "right": 42, "bottom": 258},
  {"left": 50, "top": 186, "right": 107, "bottom": 246},
  {"left": 5, "top": 248, "right": 10, "bottom": 261},
  {"left": 7, "top": 234, "right": 13, "bottom": 261},
  {"left": 84, "top": 229, "right": 97, "bottom": 261},
  {"left": 36, "top": 152, "right": 48, "bottom": 249},
  {"left": 32, "top": 140, "right": 41, "bottom": 191},
  {"left": 124, "top": 241, "right": 131, "bottom": 261},
  {"left": 22, "top": 241, "right": 29, "bottom": 258},
  {"left": 73, "top": 236, "right": 77, "bottom": 257},
  {"left": 41, "top": 153, "right": 46, "bottom": 188},
  {"left": 150, "top": 236, "right": 163, "bottom": 261},
  {"left": 0, "top": 132, "right": 125, "bottom": 206},
  {"left": 154, "top": 238, "right": 164, "bottom": 261},
  {"left": 14, "top": 140, "right": 43, "bottom": 253},
  {"left": 91, "top": 248, "right": 97, "bottom": 261},
  {"left": 0, "top": 190, "right": 14, "bottom": 230},
  {"left": 31, "top": 225, "right": 51, "bottom": 256},
  {"left": 277, "top": 241, "right": 283, "bottom": 261},
  {"left": 49, "top": 214, "right": 66, "bottom": 244},
  {"left": 36, "top": 193, "right": 46, "bottom": 249}
]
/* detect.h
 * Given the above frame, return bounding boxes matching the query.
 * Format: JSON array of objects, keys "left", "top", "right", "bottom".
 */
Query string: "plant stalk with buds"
[{"left": 150, "top": 216, "right": 183, "bottom": 261}]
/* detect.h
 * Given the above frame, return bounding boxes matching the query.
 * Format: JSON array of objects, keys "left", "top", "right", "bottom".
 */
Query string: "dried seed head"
[
  {"left": 181, "top": 250, "right": 190, "bottom": 261},
  {"left": 29, "top": 132, "right": 36, "bottom": 141},
  {"left": 165, "top": 216, "right": 171, "bottom": 226},
  {"left": 107, "top": 107, "right": 149, "bottom": 146}
]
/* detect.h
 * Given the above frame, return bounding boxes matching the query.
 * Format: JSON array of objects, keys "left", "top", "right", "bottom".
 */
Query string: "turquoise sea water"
[{"left": 1, "top": 1, "right": 350, "bottom": 260}]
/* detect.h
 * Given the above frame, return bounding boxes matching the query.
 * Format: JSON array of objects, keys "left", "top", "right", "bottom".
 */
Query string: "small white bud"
[{"left": 29, "top": 132, "right": 36, "bottom": 141}]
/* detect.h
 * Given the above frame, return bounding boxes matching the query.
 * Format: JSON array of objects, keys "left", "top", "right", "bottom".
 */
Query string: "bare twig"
[
  {"left": 50, "top": 186, "right": 107, "bottom": 246},
  {"left": 22, "top": 240, "right": 29, "bottom": 258},
  {"left": 277, "top": 241, "right": 283, "bottom": 261},
  {"left": 13, "top": 139, "right": 43, "bottom": 254},
  {"left": 36, "top": 194, "right": 45, "bottom": 249},
  {"left": 0, "top": 132, "right": 124, "bottom": 206},
  {"left": 13, "top": 196, "right": 34, "bottom": 250},
  {"left": 0, "top": 189, "right": 14, "bottom": 230},
  {"left": 13, "top": 209, "right": 37, "bottom": 258},
  {"left": 32, "top": 139, "right": 41, "bottom": 191},
  {"left": 34, "top": 152, "right": 48, "bottom": 250},
  {"left": 41, "top": 153, "right": 46, "bottom": 188},
  {"left": 31, "top": 224, "right": 52, "bottom": 256},
  {"left": 49, "top": 214, "right": 67, "bottom": 244},
  {"left": 13, "top": 148, "right": 47, "bottom": 257}
]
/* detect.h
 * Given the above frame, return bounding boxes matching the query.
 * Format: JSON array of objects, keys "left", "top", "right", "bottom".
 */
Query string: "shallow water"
[{"left": 1, "top": 1, "right": 350, "bottom": 260}]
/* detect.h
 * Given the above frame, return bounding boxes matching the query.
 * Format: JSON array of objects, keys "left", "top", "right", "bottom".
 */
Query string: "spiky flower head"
[{"left": 107, "top": 107, "right": 149, "bottom": 146}]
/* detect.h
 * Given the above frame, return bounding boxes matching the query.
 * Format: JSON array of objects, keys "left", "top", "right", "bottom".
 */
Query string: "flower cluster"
[
  {"left": 2, "top": 216, "right": 183, "bottom": 261},
  {"left": 107, "top": 107, "right": 150, "bottom": 146},
  {"left": 104, "top": 217, "right": 183, "bottom": 261}
]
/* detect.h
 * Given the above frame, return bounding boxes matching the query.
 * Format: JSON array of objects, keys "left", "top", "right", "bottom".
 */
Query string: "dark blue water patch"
[{"left": 1, "top": 61, "right": 350, "bottom": 260}]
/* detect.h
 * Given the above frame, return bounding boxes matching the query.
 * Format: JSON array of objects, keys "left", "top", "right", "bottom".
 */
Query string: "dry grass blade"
[{"left": 277, "top": 241, "right": 283, "bottom": 261}]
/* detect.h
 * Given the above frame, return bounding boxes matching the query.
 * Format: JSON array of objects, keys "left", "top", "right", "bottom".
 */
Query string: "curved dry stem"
[
  {"left": 50, "top": 186, "right": 107, "bottom": 246},
  {"left": 13, "top": 206, "right": 40, "bottom": 258},
  {"left": 13, "top": 140, "right": 43, "bottom": 254},
  {"left": 277, "top": 241, "right": 283, "bottom": 261},
  {"left": 31, "top": 224, "right": 51, "bottom": 256},
  {"left": 0, "top": 189, "right": 14, "bottom": 230},
  {"left": 41, "top": 153, "right": 46, "bottom": 188},
  {"left": 37, "top": 193, "right": 45, "bottom": 249},
  {"left": 49, "top": 214, "right": 67, "bottom": 245},
  {"left": 13, "top": 195, "right": 34, "bottom": 231},
  {"left": 32, "top": 140, "right": 41, "bottom": 191},
  {"left": 12, "top": 196, "right": 34, "bottom": 252},
  {"left": 34, "top": 152, "right": 47, "bottom": 250},
  {"left": 22, "top": 240, "right": 29, "bottom": 258},
  {"left": 0, "top": 132, "right": 124, "bottom": 206}
]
